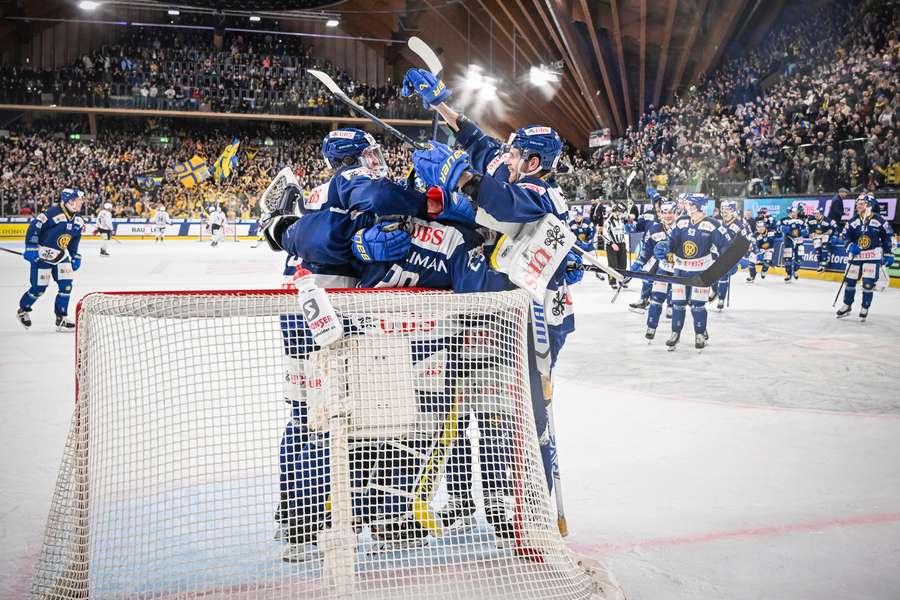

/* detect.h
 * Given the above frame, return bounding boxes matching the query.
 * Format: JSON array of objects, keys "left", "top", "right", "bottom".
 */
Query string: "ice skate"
[
  {"left": 370, "top": 515, "right": 429, "bottom": 552},
  {"left": 100, "top": 248, "right": 110, "bottom": 256},
  {"left": 716, "top": 298, "right": 725, "bottom": 311},
  {"left": 17, "top": 308, "right": 32, "bottom": 329},
  {"left": 836, "top": 304, "right": 852, "bottom": 319},
  {"left": 793, "top": 271, "right": 799, "bottom": 280},
  {"left": 438, "top": 494, "right": 476, "bottom": 530},
  {"left": 695, "top": 333, "right": 707, "bottom": 350},
  {"left": 282, "top": 541, "right": 322, "bottom": 563},
  {"left": 760, "top": 271, "right": 766, "bottom": 279},
  {"left": 665, "top": 331, "right": 680, "bottom": 351},
  {"left": 859, "top": 307, "right": 868, "bottom": 322},
  {"left": 817, "top": 265, "right": 826, "bottom": 273},
  {"left": 485, "top": 493, "right": 515, "bottom": 541},
  {"left": 645, "top": 327, "right": 656, "bottom": 341},
  {"left": 708, "top": 288, "right": 717, "bottom": 302},
  {"left": 665, "top": 306, "right": 673, "bottom": 319},
  {"left": 594, "top": 272, "right": 605, "bottom": 280},
  {"left": 55, "top": 315, "right": 75, "bottom": 332},
  {"left": 628, "top": 298, "right": 649, "bottom": 313},
  {"left": 784, "top": 274, "right": 791, "bottom": 282}
]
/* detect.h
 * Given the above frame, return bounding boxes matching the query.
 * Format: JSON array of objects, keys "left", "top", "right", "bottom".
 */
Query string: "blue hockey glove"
[
  {"left": 739, "top": 258, "right": 749, "bottom": 270},
  {"left": 653, "top": 241, "right": 670, "bottom": 261},
  {"left": 351, "top": 222, "right": 411, "bottom": 263},
  {"left": 564, "top": 251, "right": 584, "bottom": 286},
  {"left": 847, "top": 242, "right": 860, "bottom": 256},
  {"left": 71, "top": 254, "right": 82, "bottom": 271},
  {"left": 401, "top": 68, "right": 452, "bottom": 109},
  {"left": 628, "top": 259, "right": 645, "bottom": 271},
  {"left": 23, "top": 245, "right": 39, "bottom": 264},
  {"left": 412, "top": 142, "right": 471, "bottom": 193},
  {"left": 646, "top": 187, "right": 660, "bottom": 201},
  {"left": 884, "top": 255, "right": 895, "bottom": 267}
]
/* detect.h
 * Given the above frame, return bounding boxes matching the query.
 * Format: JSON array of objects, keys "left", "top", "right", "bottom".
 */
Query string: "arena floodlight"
[
  {"left": 479, "top": 80, "right": 498, "bottom": 102},
  {"left": 529, "top": 65, "right": 559, "bottom": 87},
  {"left": 249, "top": 15, "right": 261, "bottom": 22},
  {"left": 326, "top": 18, "right": 339, "bottom": 27},
  {"left": 78, "top": 1, "right": 99, "bottom": 10},
  {"left": 167, "top": 9, "right": 180, "bottom": 16}
]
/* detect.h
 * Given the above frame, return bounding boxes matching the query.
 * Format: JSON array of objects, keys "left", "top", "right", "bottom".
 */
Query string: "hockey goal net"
[{"left": 30, "top": 288, "right": 619, "bottom": 600}]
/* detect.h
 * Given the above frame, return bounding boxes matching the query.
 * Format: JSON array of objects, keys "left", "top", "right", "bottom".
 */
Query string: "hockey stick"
[
  {"left": 832, "top": 253, "right": 856, "bottom": 307},
  {"left": 0, "top": 246, "right": 23, "bottom": 256},
  {"left": 308, "top": 69, "right": 429, "bottom": 150},
  {"left": 407, "top": 36, "right": 443, "bottom": 140},
  {"left": 572, "top": 233, "right": 750, "bottom": 288},
  {"left": 529, "top": 301, "right": 568, "bottom": 536}
]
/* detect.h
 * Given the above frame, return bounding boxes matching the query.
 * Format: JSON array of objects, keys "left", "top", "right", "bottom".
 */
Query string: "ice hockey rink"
[{"left": 2, "top": 239, "right": 899, "bottom": 600}]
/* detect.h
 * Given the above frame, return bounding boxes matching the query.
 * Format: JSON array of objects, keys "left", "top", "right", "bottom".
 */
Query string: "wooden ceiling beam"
[
  {"left": 609, "top": 0, "right": 633, "bottom": 127},
  {"left": 653, "top": 0, "right": 678, "bottom": 109},
  {"left": 667, "top": 0, "right": 710, "bottom": 104},
  {"left": 639, "top": 0, "right": 647, "bottom": 118},
  {"left": 577, "top": 0, "right": 624, "bottom": 134}
]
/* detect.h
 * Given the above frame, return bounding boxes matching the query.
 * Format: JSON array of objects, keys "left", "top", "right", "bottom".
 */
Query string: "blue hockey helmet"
[
  {"left": 60, "top": 188, "right": 84, "bottom": 204},
  {"left": 322, "top": 128, "right": 386, "bottom": 173},
  {"left": 659, "top": 200, "right": 677, "bottom": 214},
  {"left": 505, "top": 125, "right": 562, "bottom": 174},
  {"left": 684, "top": 194, "right": 706, "bottom": 214},
  {"left": 720, "top": 200, "right": 737, "bottom": 213},
  {"left": 856, "top": 192, "right": 879, "bottom": 215}
]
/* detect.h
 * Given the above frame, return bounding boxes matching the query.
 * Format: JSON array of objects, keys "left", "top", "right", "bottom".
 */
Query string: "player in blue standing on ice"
[
  {"left": 836, "top": 194, "right": 894, "bottom": 321},
  {"left": 638, "top": 200, "right": 677, "bottom": 341},
  {"left": 779, "top": 206, "right": 808, "bottom": 282},
  {"left": 568, "top": 212, "right": 595, "bottom": 256},
  {"left": 747, "top": 219, "right": 782, "bottom": 282},
  {"left": 16, "top": 188, "right": 85, "bottom": 332},
  {"left": 713, "top": 200, "right": 749, "bottom": 310},
  {"left": 626, "top": 188, "right": 664, "bottom": 312},
  {"left": 660, "top": 195, "right": 733, "bottom": 351},
  {"left": 807, "top": 208, "right": 837, "bottom": 272}
]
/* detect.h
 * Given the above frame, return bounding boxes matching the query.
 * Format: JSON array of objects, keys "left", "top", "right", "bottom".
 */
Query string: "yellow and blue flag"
[
  {"left": 173, "top": 155, "right": 211, "bottom": 189},
  {"left": 214, "top": 137, "right": 240, "bottom": 182}
]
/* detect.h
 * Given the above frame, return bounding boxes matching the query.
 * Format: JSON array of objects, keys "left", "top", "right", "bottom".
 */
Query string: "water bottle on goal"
[{"left": 292, "top": 267, "right": 343, "bottom": 347}]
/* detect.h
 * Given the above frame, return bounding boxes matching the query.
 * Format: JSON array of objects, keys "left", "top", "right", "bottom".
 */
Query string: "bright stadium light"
[
  {"left": 78, "top": 1, "right": 99, "bottom": 10},
  {"left": 479, "top": 80, "right": 498, "bottom": 102},
  {"left": 326, "top": 18, "right": 340, "bottom": 28},
  {"left": 463, "top": 64, "right": 484, "bottom": 90},
  {"left": 167, "top": 9, "right": 180, "bottom": 16},
  {"left": 529, "top": 64, "right": 559, "bottom": 87},
  {"left": 249, "top": 15, "right": 261, "bottom": 22}
]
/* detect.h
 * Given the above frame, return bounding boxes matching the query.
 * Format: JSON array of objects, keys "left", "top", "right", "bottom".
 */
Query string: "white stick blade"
[{"left": 407, "top": 37, "right": 443, "bottom": 75}]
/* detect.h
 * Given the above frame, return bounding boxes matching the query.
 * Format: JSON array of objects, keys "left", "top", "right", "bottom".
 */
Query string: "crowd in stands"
[
  {"left": 562, "top": 0, "right": 898, "bottom": 201},
  {"left": 0, "top": 119, "right": 412, "bottom": 220},
  {"left": 0, "top": 27, "right": 426, "bottom": 119}
]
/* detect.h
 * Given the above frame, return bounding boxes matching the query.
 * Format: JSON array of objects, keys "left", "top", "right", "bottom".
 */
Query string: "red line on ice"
[{"left": 570, "top": 510, "right": 900, "bottom": 556}]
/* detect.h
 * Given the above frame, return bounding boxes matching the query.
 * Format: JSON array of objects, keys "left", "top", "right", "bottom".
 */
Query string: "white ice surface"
[{"left": 2, "top": 239, "right": 900, "bottom": 599}]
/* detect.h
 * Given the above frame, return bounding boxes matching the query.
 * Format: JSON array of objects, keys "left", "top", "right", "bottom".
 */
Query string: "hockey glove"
[
  {"left": 412, "top": 142, "right": 471, "bottom": 194},
  {"left": 646, "top": 187, "right": 661, "bottom": 202},
  {"left": 628, "top": 258, "right": 645, "bottom": 271},
  {"left": 653, "top": 241, "right": 670, "bottom": 261},
  {"left": 847, "top": 242, "right": 860, "bottom": 256},
  {"left": 401, "top": 68, "right": 452, "bottom": 109},
  {"left": 71, "top": 254, "right": 82, "bottom": 271},
  {"left": 884, "top": 255, "right": 895, "bottom": 267},
  {"left": 564, "top": 251, "right": 584, "bottom": 286},
  {"left": 352, "top": 222, "right": 412, "bottom": 263},
  {"left": 426, "top": 187, "right": 475, "bottom": 225},
  {"left": 23, "top": 245, "right": 39, "bottom": 264}
]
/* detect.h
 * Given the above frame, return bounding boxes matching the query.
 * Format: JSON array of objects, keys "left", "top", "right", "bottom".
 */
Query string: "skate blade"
[{"left": 282, "top": 544, "right": 323, "bottom": 564}]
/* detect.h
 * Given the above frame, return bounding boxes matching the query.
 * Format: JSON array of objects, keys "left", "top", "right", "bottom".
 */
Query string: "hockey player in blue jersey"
[
  {"left": 807, "top": 208, "right": 836, "bottom": 272},
  {"left": 568, "top": 212, "right": 595, "bottom": 254},
  {"left": 639, "top": 200, "right": 677, "bottom": 341},
  {"left": 627, "top": 188, "right": 665, "bottom": 312},
  {"left": 836, "top": 194, "right": 895, "bottom": 321},
  {"left": 663, "top": 195, "right": 733, "bottom": 350},
  {"left": 713, "top": 200, "right": 748, "bottom": 310},
  {"left": 779, "top": 206, "right": 808, "bottom": 282},
  {"left": 261, "top": 128, "right": 425, "bottom": 287},
  {"left": 17, "top": 188, "right": 85, "bottom": 331},
  {"left": 747, "top": 220, "right": 781, "bottom": 282}
]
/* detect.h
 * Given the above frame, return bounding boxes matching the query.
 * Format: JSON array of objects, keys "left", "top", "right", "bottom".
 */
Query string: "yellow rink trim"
[
  {"left": 593, "top": 250, "right": 900, "bottom": 288},
  {"left": 0, "top": 235, "right": 259, "bottom": 241}
]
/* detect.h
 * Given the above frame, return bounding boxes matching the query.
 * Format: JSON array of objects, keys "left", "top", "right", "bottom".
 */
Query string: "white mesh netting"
[{"left": 29, "top": 289, "right": 620, "bottom": 600}]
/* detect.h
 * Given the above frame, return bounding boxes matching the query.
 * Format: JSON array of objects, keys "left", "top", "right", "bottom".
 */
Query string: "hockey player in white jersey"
[
  {"left": 96, "top": 202, "right": 114, "bottom": 256},
  {"left": 208, "top": 205, "right": 227, "bottom": 246},
  {"left": 153, "top": 204, "right": 171, "bottom": 243}
]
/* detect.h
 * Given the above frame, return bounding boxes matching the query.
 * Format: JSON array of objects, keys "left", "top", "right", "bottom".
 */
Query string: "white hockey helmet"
[{"left": 103, "top": 202, "right": 112, "bottom": 210}]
